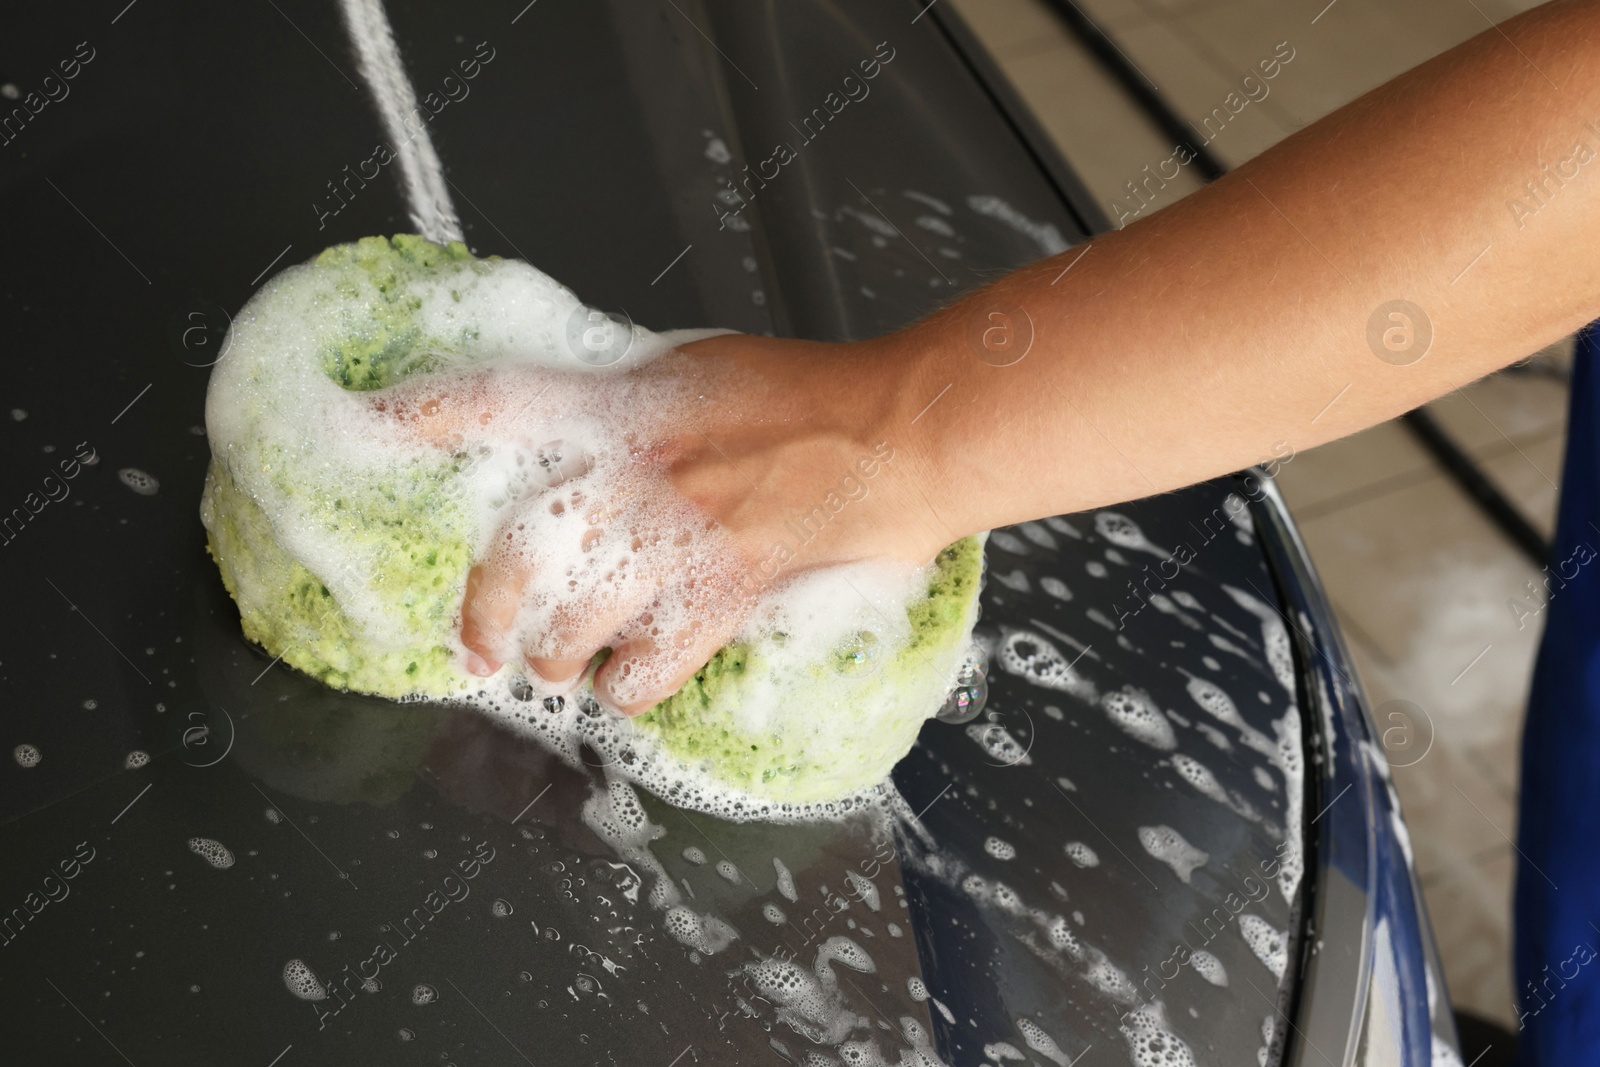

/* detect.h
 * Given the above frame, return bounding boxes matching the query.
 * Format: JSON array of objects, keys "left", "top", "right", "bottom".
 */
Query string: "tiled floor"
[{"left": 951, "top": 0, "right": 1572, "bottom": 1029}]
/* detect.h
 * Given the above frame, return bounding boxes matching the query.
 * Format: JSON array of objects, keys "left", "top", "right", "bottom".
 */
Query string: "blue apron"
[{"left": 1515, "top": 325, "right": 1600, "bottom": 1061}]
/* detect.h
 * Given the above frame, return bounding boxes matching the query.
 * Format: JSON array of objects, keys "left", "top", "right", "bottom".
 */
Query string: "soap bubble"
[{"left": 936, "top": 661, "right": 988, "bottom": 724}]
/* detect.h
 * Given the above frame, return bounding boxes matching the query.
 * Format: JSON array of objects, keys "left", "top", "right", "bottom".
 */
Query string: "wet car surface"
[{"left": 0, "top": 1, "right": 1450, "bottom": 1063}]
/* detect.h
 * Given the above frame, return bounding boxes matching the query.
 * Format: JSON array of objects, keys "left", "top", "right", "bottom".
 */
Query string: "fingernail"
[
  {"left": 530, "top": 658, "right": 588, "bottom": 686},
  {"left": 465, "top": 652, "right": 497, "bottom": 677},
  {"left": 595, "top": 685, "right": 651, "bottom": 718}
]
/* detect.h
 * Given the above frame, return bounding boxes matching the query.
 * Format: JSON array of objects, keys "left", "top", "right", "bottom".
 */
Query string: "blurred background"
[{"left": 950, "top": 0, "right": 1569, "bottom": 1032}]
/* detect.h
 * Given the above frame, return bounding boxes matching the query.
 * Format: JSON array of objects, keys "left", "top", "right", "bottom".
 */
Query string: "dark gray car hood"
[{"left": 0, "top": 1, "right": 1304, "bottom": 1064}]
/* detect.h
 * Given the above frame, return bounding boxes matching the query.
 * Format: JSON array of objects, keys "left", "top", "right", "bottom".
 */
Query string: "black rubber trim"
[
  {"left": 924, "top": 0, "right": 1111, "bottom": 237},
  {"left": 1035, "top": 0, "right": 1226, "bottom": 183},
  {"left": 1401, "top": 409, "right": 1550, "bottom": 566}
]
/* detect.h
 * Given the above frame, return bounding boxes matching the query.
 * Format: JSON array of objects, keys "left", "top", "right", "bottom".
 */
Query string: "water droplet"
[
  {"left": 491, "top": 898, "right": 513, "bottom": 918},
  {"left": 411, "top": 983, "right": 438, "bottom": 1005},
  {"left": 13, "top": 743, "right": 40, "bottom": 768},
  {"left": 398, "top": 1028, "right": 415, "bottom": 1042},
  {"left": 124, "top": 750, "right": 150, "bottom": 770}
]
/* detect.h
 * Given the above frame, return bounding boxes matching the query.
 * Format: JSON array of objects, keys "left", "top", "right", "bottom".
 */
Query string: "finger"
[
  {"left": 592, "top": 582, "right": 747, "bottom": 715},
  {"left": 524, "top": 568, "right": 659, "bottom": 686},
  {"left": 371, "top": 372, "right": 557, "bottom": 447},
  {"left": 459, "top": 553, "right": 529, "bottom": 676},
  {"left": 368, "top": 375, "right": 493, "bottom": 447}
]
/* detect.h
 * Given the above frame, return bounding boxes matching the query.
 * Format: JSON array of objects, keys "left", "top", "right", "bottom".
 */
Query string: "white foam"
[
  {"left": 1188, "top": 949, "right": 1228, "bottom": 986},
  {"left": 965, "top": 722, "right": 1032, "bottom": 766},
  {"left": 188, "top": 837, "right": 235, "bottom": 869},
  {"left": 1014, "top": 1017, "right": 1070, "bottom": 1066},
  {"left": 118, "top": 468, "right": 159, "bottom": 495},
  {"left": 662, "top": 905, "right": 737, "bottom": 954},
  {"left": 282, "top": 959, "right": 326, "bottom": 1001},
  {"left": 1100, "top": 687, "right": 1176, "bottom": 750},
  {"left": 1170, "top": 754, "right": 1229, "bottom": 806},
  {"left": 1136, "top": 825, "right": 1208, "bottom": 883},
  {"left": 773, "top": 857, "right": 798, "bottom": 901},
  {"left": 1239, "top": 914, "right": 1287, "bottom": 979},
  {"left": 844, "top": 869, "right": 881, "bottom": 911},
  {"left": 1091, "top": 511, "right": 1166, "bottom": 558},
  {"left": 984, "top": 836, "right": 1016, "bottom": 861},
  {"left": 1063, "top": 842, "right": 1099, "bottom": 868},
  {"left": 1120, "top": 1002, "right": 1196, "bottom": 1067},
  {"left": 994, "top": 629, "right": 1095, "bottom": 701},
  {"left": 204, "top": 243, "right": 983, "bottom": 822},
  {"left": 1040, "top": 576, "right": 1072, "bottom": 601}
]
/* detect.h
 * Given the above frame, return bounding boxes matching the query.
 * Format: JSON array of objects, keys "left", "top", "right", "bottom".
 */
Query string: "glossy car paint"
[{"left": 0, "top": 0, "right": 1451, "bottom": 1063}]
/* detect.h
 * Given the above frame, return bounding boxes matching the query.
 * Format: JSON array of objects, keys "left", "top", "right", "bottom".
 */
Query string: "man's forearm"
[{"left": 881, "top": 0, "right": 1600, "bottom": 537}]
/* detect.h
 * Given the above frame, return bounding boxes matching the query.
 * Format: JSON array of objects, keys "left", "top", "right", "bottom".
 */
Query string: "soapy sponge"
[{"left": 202, "top": 235, "right": 982, "bottom": 806}]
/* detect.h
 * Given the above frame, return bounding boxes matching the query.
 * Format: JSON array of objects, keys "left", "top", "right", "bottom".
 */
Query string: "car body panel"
[{"left": 0, "top": 1, "right": 1447, "bottom": 1063}]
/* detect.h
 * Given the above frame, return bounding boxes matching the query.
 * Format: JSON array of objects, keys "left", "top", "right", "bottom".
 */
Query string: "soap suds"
[
  {"left": 202, "top": 236, "right": 986, "bottom": 820},
  {"left": 1136, "top": 825, "right": 1208, "bottom": 884}
]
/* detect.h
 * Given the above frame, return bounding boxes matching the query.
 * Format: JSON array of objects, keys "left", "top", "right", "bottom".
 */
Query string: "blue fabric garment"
[{"left": 1515, "top": 326, "right": 1600, "bottom": 1061}]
